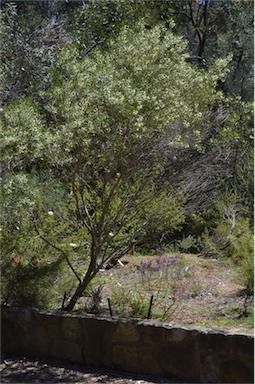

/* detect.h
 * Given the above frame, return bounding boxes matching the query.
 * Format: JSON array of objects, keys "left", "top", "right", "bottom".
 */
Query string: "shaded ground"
[{"left": 0, "top": 356, "right": 183, "bottom": 383}]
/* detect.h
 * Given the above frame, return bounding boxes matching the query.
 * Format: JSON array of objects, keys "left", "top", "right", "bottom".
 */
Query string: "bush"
[
  {"left": 1, "top": 255, "right": 62, "bottom": 308},
  {"left": 228, "top": 218, "right": 254, "bottom": 295},
  {"left": 110, "top": 288, "right": 149, "bottom": 318},
  {"left": 201, "top": 217, "right": 254, "bottom": 295}
]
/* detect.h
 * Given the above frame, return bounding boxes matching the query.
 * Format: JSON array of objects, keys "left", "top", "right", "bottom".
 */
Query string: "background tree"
[{"left": 0, "top": 0, "right": 85, "bottom": 104}]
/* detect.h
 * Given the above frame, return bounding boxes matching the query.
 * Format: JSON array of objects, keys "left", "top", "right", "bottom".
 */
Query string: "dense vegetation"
[{"left": 0, "top": 0, "right": 253, "bottom": 313}]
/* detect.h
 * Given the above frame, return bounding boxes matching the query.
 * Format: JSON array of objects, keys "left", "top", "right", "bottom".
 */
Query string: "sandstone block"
[
  {"left": 61, "top": 316, "right": 83, "bottom": 341},
  {"left": 112, "top": 323, "right": 140, "bottom": 343}
]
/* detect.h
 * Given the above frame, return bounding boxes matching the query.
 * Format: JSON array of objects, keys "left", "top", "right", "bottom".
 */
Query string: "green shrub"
[
  {"left": 1, "top": 255, "right": 62, "bottom": 308},
  {"left": 110, "top": 288, "right": 149, "bottom": 318},
  {"left": 228, "top": 218, "right": 254, "bottom": 295},
  {"left": 78, "top": 275, "right": 108, "bottom": 314},
  {"left": 201, "top": 217, "right": 254, "bottom": 295},
  {"left": 177, "top": 235, "right": 198, "bottom": 253}
]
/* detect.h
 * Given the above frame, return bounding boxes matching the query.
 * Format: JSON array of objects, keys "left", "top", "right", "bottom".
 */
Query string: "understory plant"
[
  {"left": 228, "top": 218, "right": 254, "bottom": 295},
  {"left": 202, "top": 217, "right": 254, "bottom": 295},
  {"left": 110, "top": 254, "right": 188, "bottom": 320},
  {"left": 1, "top": 249, "right": 63, "bottom": 308}
]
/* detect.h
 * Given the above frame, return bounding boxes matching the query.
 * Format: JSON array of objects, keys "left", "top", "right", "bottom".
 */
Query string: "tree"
[
  {"left": 218, "top": 0, "right": 254, "bottom": 101},
  {"left": 168, "top": 0, "right": 254, "bottom": 99},
  {"left": 0, "top": 1, "right": 84, "bottom": 104},
  {"left": 8, "top": 22, "right": 225, "bottom": 311}
]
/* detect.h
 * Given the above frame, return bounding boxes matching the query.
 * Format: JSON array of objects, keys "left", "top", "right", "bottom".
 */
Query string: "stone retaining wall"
[{"left": 1, "top": 306, "right": 254, "bottom": 383}]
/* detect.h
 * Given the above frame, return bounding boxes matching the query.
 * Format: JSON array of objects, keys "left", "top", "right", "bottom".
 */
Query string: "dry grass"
[{"left": 75, "top": 253, "right": 254, "bottom": 332}]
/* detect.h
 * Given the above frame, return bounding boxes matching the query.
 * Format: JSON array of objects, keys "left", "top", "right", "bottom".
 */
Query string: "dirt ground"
[{"left": 0, "top": 355, "right": 183, "bottom": 383}]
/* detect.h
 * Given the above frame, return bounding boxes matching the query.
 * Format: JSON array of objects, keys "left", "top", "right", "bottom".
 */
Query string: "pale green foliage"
[
  {"left": 45, "top": 22, "right": 229, "bottom": 160},
  {"left": 1, "top": 99, "right": 49, "bottom": 169}
]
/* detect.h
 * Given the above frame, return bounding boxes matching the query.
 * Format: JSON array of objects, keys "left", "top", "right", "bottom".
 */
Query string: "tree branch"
[
  {"left": 79, "top": 38, "right": 106, "bottom": 59},
  {"left": 72, "top": 158, "right": 94, "bottom": 233},
  {"left": 33, "top": 218, "right": 82, "bottom": 284}
]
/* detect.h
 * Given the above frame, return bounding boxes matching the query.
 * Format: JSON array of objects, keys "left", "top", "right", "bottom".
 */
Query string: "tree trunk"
[{"left": 62, "top": 272, "right": 96, "bottom": 311}]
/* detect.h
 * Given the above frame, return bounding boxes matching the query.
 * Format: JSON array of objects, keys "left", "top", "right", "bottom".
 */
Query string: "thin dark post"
[
  {"left": 107, "top": 298, "right": 113, "bottom": 317},
  {"left": 147, "top": 295, "right": 154, "bottom": 319},
  {"left": 61, "top": 292, "right": 67, "bottom": 310}
]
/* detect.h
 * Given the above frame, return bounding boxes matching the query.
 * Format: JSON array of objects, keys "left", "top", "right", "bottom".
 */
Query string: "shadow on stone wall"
[{"left": 1, "top": 306, "right": 254, "bottom": 383}]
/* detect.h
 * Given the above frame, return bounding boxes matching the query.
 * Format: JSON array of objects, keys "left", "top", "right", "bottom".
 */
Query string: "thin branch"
[
  {"left": 188, "top": 0, "right": 195, "bottom": 28},
  {"left": 101, "top": 219, "right": 148, "bottom": 267},
  {"left": 177, "top": 11, "right": 193, "bottom": 21},
  {"left": 195, "top": 3, "right": 202, "bottom": 26},
  {"left": 72, "top": 158, "right": 93, "bottom": 232},
  {"left": 103, "top": 239, "right": 137, "bottom": 269},
  {"left": 33, "top": 218, "right": 82, "bottom": 284},
  {"left": 97, "top": 173, "right": 122, "bottom": 240},
  {"left": 79, "top": 38, "right": 106, "bottom": 59},
  {"left": 188, "top": 0, "right": 203, "bottom": 49},
  {"left": 203, "top": 0, "right": 208, "bottom": 28}
]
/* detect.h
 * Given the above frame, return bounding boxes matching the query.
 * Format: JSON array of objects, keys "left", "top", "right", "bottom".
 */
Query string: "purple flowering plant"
[
  {"left": 129, "top": 253, "right": 184, "bottom": 320},
  {"left": 110, "top": 253, "right": 189, "bottom": 321},
  {"left": 135, "top": 255, "right": 179, "bottom": 276}
]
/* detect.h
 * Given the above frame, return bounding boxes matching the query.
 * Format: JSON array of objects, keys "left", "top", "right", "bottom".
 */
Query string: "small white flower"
[
  {"left": 109, "top": 232, "right": 114, "bottom": 237},
  {"left": 48, "top": 211, "right": 54, "bottom": 215},
  {"left": 70, "top": 243, "right": 77, "bottom": 247}
]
